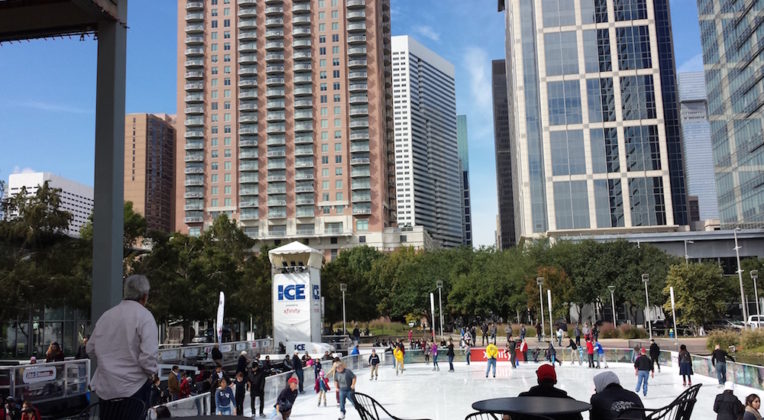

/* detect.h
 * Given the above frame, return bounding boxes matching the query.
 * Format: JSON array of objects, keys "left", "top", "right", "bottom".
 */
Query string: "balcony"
[
  {"left": 351, "top": 157, "right": 370, "bottom": 165},
  {"left": 240, "top": 200, "right": 259, "bottom": 209},
  {"left": 238, "top": 66, "right": 257, "bottom": 76},
  {"left": 186, "top": 12, "right": 204, "bottom": 21},
  {"left": 351, "top": 167, "right": 370, "bottom": 177},
  {"left": 238, "top": 7, "right": 257, "bottom": 17},
  {"left": 294, "top": 134, "right": 313, "bottom": 144},
  {"left": 185, "top": 140, "right": 204, "bottom": 150},
  {"left": 239, "top": 54, "right": 257, "bottom": 64},
  {"left": 347, "top": 0, "right": 365, "bottom": 7},
  {"left": 185, "top": 93, "right": 204, "bottom": 102},
  {"left": 184, "top": 46, "right": 203, "bottom": 57},
  {"left": 296, "top": 226, "right": 315, "bottom": 235},
  {"left": 351, "top": 142, "right": 370, "bottom": 152},
  {"left": 349, "top": 71, "right": 367, "bottom": 80},
  {"left": 266, "top": 53, "right": 284, "bottom": 61},
  {"left": 238, "top": 78, "right": 257, "bottom": 87},
  {"left": 350, "top": 119, "right": 369, "bottom": 129},
  {"left": 185, "top": 130, "right": 204, "bottom": 138},
  {"left": 347, "top": 10, "right": 365, "bottom": 20},
  {"left": 267, "top": 148, "right": 286, "bottom": 157},
  {"left": 292, "top": 2, "right": 310, "bottom": 13},
  {"left": 240, "top": 150, "right": 259, "bottom": 159},
  {"left": 265, "top": 5, "right": 283, "bottom": 14},
  {"left": 294, "top": 98, "right": 313, "bottom": 108},
  {"left": 185, "top": 215, "right": 204, "bottom": 223},
  {"left": 292, "top": 27, "right": 311, "bottom": 37},
  {"left": 185, "top": 152, "right": 204, "bottom": 162},
  {"left": 293, "top": 51, "right": 311, "bottom": 60},
  {"left": 185, "top": 105, "right": 204, "bottom": 114},
  {"left": 185, "top": 58, "right": 204, "bottom": 68},
  {"left": 185, "top": 176, "right": 204, "bottom": 187},
  {"left": 349, "top": 94, "right": 368, "bottom": 104},
  {"left": 295, "top": 159, "right": 314, "bottom": 168},
  {"left": 185, "top": 165, "right": 205, "bottom": 174},
  {"left": 239, "top": 124, "right": 258, "bottom": 134},
  {"left": 293, "top": 63, "right": 311, "bottom": 72},
  {"left": 265, "top": 29, "right": 284, "bottom": 38},
  {"left": 240, "top": 18, "right": 257, "bottom": 29},
  {"left": 184, "top": 191, "right": 204, "bottom": 199},
  {"left": 239, "top": 42, "right": 257, "bottom": 52},
  {"left": 294, "top": 122, "right": 313, "bottom": 132},
  {"left": 294, "top": 110, "right": 313, "bottom": 120},
  {"left": 295, "top": 172, "right": 314, "bottom": 180},
  {"left": 185, "top": 116, "right": 204, "bottom": 125},
  {"left": 239, "top": 100, "right": 257, "bottom": 110},
  {"left": 184, "top": 202, "right": 204, "bottom": 211},
  {"left": 353, "top": 206, "right": 371, "bottom": 215},
  {"left": 348, "top": 59, "right": 367, "bottom": 68},
  {"left": 239, "top": 89, "right": 257, "bottom": 99},
  {"left": 268, "top": 210, "right": 287, "bottom": 219},
  {"left": 185, "top": 23, "right": 204, "bottom": 33},
  {"left": 266, "top": 40, "right": 284, "bottom": 50},
  {"left": 352, "top": 180, "right": 370, "bottom": 190},
  {"left": 240, "top": 187, "right": 259, "bottom": 196},
  {"left": 238, "top": 0, "right": 257, "bottom": 4},
  {"left": 352, "top": 192, "right": 371, "bottom": 202},
  {"left": 265, "top": 17, "right": 284, "bottom": 27},
  {"left": 348, "top": 23, "right": 366, "bottom": 32},
  {"left": 239, "top": 162, "right": 259, "bottom": 171},
  {"left": 296, "top": 184, "right": 314, "bottom": 193},
  {"left": 266, "top": 64, "right": 285, "bottom": 73},
  {"left": 296, "top": 196, "right": 314, "bottom": 205},
  {"left": 268, "top": 198, "right": 287, "bottom": 206},
  {"left": 186, "top": 1, "right": 203, "bottom": 10},
  {"left": 296, "top": 207, "right": 315, "bottom": 218},
  {"left": 293, "top": 15, "right": 311, "bottom": 25},
  {"left": 349, "top": 83, "right": 367, "bottom": 92},
  {"left": 348, "top": 47, "right": 366, "bottom": 56},
  {"left": 267, "top": 176, "right": 287, "bottom": 184},
  {"left": 293, "top": 86, "right": 312, "bottom": 96},
  {"left": 349, "top": 105, "right": 368, "bottom": 116},
  {"left": 349, "top": 132, "right": 368, "bottom": 141},
  {"left": 185, "top": 70, "right": 204, "bottom": 79},
  {"left": 266, "top": 88, "right": 285, "bottom": 98},
  {"left": 240, "top": 210, "right": 260, "bottom": 221},
  {"left": 267, "top": 136, "right": 285, "bottom": 146},
  {"left": 238, "top": 31, "right": 257, "bottom": 41},
  {"left": 186, "top": 34, "right": 204, "bottom": 44},
  {"left": 267, "top": 100, "right": 286, "bottom": 109},
  {"left": 267, "top": 112, "right": 285, "bottom": 121},
  {"left": 239, "top": 175, "right": 259, "bottom": 184},
  {"left": 267, "top": 161, "right": 287, "bottom": 170},
  {"left": 348, "top": 35, "right": 366, "bottom": 44},
  {"left": 239, "top": 114, "right": 257, "bottom": 123}
]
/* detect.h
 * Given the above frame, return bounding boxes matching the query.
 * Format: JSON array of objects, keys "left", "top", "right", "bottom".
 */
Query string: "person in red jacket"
[
  {"left": 179, "top": 372, "right": 191, "bottom": 399},
  {"left": 586, "top": 338, "right": 595, "bottom": 368}
]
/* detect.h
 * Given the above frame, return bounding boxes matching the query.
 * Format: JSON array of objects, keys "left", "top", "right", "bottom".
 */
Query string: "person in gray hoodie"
[{"left": 590, "top": 371, "right": 644, "bottom": 420}]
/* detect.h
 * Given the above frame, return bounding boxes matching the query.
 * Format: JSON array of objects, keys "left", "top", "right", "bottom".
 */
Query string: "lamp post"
[
  {"left": 537, "top": 277, "right": 545, "bottom": 338},
  {"left": 547, "top": 289, "right": 553, "bottom": 340},
  {"left": 752, "top": 270, "right": 760, "bottom": 318},
  {"left": 340, "top": 283, "right": 347, "bottom": 336},
  {"left": 684, "top": 239, "right": 694, "bottom": 264},
  {"left": 436, "top": 280, "right": 444, "bottom": 338},
  {"left": 608, "top": 285, "right": 616, "bottom": 325},
  {"left": 642, "top": 274, "right": 652, "bottom": 339},
  {"left": 734, "top": 228, "right": 747, "bottom": 323}
]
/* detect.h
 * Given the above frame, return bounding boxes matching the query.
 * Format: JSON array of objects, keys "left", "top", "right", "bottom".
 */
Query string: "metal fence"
[{"left": 0, "top": 359, "right": 90, "bottom": 404}]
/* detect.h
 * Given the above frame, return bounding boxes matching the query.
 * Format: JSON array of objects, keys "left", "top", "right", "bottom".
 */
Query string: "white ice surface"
[{"left": 255, "top": 361, "right": 759, "bottom": 420}]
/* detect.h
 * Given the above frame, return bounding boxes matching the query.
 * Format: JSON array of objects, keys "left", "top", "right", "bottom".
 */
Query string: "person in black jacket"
[
  {"left": 233, "top": 372, "right": 247, "bottom": 416},
  {"left": 590, "top": 371, "right": 644, "bottom": 420},
  {"left": 291, "top": 351, "right": 304, "bottom": 393},
  {"left": 236, "top": 351, "right": 248, "bottom": 376},
  {"left": 649, "top": 339, "right": 661, "bottom": 373},
  {"left": 248, "top": 362, "right": 266, "bottom": 417},
  {"left": 208, "top": 364, "right": 229, "bottom": 414},
  {"left": 712, "top": 344, "right": 736, "bottom": 386},
  {"left": 714, "top": 382, "right": 745, "bottom": 420},
  {"left": 634, "top": 348, "right": 654, "bottom": 396},
  {"left": 519, "top": 364, "right": 583, "bottom": 420},
  {"left": 276, "top": 377, "right": 299, "bottom": 419},
  {"left": 211, "top": 344, "right": 223, "bottom": 366}
]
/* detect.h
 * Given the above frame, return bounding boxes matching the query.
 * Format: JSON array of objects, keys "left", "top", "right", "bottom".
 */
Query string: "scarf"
[{"left": 746, "top": 406, "right": 762, "bottom": 420}]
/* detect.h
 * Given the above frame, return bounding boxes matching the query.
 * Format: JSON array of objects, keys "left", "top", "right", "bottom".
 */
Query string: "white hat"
[
  {"left": 241, "top": 351, "right": 247, "bottom": 356},
  {"left": 725, "top": 381, "right": 734, "bottom": 391}
]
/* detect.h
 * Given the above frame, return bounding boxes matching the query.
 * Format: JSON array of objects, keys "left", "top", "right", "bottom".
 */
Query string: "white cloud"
[
  {"left": 462, "top": 46, "right": 492, "bottom": 112},
  {"left": 12, "top": 166, "right": 37, "bottom": 174},
  {"left": 18, "top": 101, "right": 93, "bottom": 115},
  {"left": 677, "top": 53, "right": 703, "bottom": 73},
  {"left": 413, "top": 25, "right": 440, "bottom": 42}
]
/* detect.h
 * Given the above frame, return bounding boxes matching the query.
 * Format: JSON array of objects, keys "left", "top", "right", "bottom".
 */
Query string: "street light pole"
[
  {"left": 437, "top": 280, "right": 444, "bottom": 339},
  {"left": 642, "top": 274, "right": 652, "bottom": 339},
  {"left": 608, "top": 285, "right": 616, "bottom": 325},
  {"left": 684, "top": 240, "right": 694, "bottom": 264},
  {"left": 752, "top": 270, "right": 760, "bottom": 318},
  {"left": 547, "top": 289, "right": 553, "bottom": 341},
  {"left": 537, "top": 277, "right": 545, "bottom": 338},
  {"left": 340, "top": 283, "right": 347, "bottom": 336},
  {"left": 734, "top": 228, "right": 747, "bottom": 323}
]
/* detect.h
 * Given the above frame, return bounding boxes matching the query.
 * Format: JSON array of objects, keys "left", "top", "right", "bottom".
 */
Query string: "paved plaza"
[{"left": 263, "top": 361, "right": 759, "bottom": 420}]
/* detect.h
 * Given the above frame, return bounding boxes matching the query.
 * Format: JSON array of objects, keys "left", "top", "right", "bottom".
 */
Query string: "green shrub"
[
  {"left": 741, "top": 329, "right": 764, "bottom": 351},
  {"left": 618, "top": 324, "right": 648, "bottom": 339},
  {"left": 599, "top": 322, "right": 618, "bottom": 338},
  {"left": 707, "top": 330, "right": 741, "bottom": 351}
]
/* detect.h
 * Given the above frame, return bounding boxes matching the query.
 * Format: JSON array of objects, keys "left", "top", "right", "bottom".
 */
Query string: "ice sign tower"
[{"left": 269, "top": 242, "right": 323, "bottom": 351}]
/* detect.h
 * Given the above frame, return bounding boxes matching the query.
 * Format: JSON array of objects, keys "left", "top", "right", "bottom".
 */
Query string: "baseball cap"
[
  {"left": 288, "top": 377, "right": 298, "bottom": 384},
  {"left": 640, "top": 348, "right": 647, "bottom": 354},
  {"left": 536, "top": 364, "right": 557, "bottom": 383}
]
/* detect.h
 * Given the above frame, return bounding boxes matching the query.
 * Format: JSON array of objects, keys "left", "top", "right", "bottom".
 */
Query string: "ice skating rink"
[{"left": 274, "top": 361, "right": 760, "bottom": 419}]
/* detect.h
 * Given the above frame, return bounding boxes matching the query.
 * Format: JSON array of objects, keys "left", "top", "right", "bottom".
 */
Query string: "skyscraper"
[
  {"left": 391, "top": 35, "right": 463, "bottom": 248},
  {"left": 125, "top": 113, "right": 176, "bottom": 233},
  {"left": 696, "top": 0, "right": 763, "bottom": 229},
  {"left": 457, "top": 114, "right": 473, "bottom": 246},
  {"left": 498, "top": 0, "right": 688, "bottom": 240},
  {"left": 176, "top": 0, "right": 397, "bottom": 256},
  {"left": 491, "top": 59, "right": 516, "bottom": 248},
  {"left": 678, "top": 72, "right": 718, "bottom": 222}
]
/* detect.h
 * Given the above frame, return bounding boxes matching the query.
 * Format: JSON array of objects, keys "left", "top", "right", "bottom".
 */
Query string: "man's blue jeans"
[
  {"left": 636, "top": 370, "right": 649, "bottom": 396},
  {"left": 339, "top": 388, "right": 355, "bottom": 414},
  {"left": 485, "top": 358, "right": 496, "bottom": 377},
  {"left": 295, "top": 369, "right": 304, "bottom": 392},
  {"left": 466, "top": 352, "right": 471, "bottom": 365},
  {"left": 716, "top": 363, "right": 727, "bottom": 385}
]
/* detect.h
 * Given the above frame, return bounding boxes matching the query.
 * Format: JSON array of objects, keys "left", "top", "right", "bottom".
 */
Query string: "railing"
[{"left": 0, "top": 359, "right": 90, "bottom": 404}]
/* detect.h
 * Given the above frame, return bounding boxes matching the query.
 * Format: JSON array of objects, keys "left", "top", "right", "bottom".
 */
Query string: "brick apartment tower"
[
  {"left": 175, "top": 0, "right": 395, "bottom": 256},
  {"left": 125, "top": 113, "right": 176, "bottom": 233}
]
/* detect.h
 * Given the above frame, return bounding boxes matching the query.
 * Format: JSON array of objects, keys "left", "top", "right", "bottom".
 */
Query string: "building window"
[
  {"left": 357, "top": 220, "right": 368, "bottom": 231},
  {"left": 616, "top": 26, "right": 652, "bottom": 70},
  {"left": 625, "top": 125, "right": 661, "bottom": 171},
  {"left": 620, "top": 75, "right": 656, "bottom": 120},
  {"left": 580, "top": 0, "right": 608, "bottom": 23},
  {"left": 332, "top": 34, "right": 339, "bottom": 42},
  {"left": 550, "top": 130, "right": 586, "bottom": 176},
  {"left": 358, "top": 236, "right": 366, "bottom": 243},
  {"left": 322, "top": 156, "right": 329, "bottom": 164},
  {"left": 629, "top": 177, "right": 666, "bottom": 226},
  {"left": 586, "top": 78, "right": 616, "bottom": 122},
  {"left": 542, "top": 0, "right": 575, "bottom": 27},
  {"left": 553, "top": 180, "right": 590, "bottom": 229},
  {"left": 544, "top": 32, "right": 578, "bottom": 75},
  {"left": 547, "top": 80, "right": 582, "bottom": 125},
  {"left": 594, "top": 179, "right": 624, "bottom": 228},
  {"left": 590, "top": 128, "right": 619, "bottom": 173},
  {"left": 582, "top": 29, "right": 612, "bottom": 72},
  {"left": 613, "top": 0, "right": 647, "bottom": 21}
]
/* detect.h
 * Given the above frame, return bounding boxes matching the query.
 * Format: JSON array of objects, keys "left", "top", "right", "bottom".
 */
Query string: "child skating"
[{"left": 314, "top": 370, "right": 330, "bottom": 407}]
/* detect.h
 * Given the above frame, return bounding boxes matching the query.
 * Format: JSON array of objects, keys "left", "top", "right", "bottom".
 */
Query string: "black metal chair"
[
  {"left": 617, "top": 384, "right": 702, "bottom": 420},
  {"left": 75, "top": 397, "right": 147, "bottom": 420},
  {"left": 464, "top": 413, "right": 499, "bottom": 420},
  {"left": 352, "top": 392, "right": 431, "bottom": 420}
]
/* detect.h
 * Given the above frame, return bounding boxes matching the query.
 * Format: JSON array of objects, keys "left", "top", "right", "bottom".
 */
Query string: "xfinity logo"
[{"left": 278, "top": 284, "right": 306, "bottom": 301}]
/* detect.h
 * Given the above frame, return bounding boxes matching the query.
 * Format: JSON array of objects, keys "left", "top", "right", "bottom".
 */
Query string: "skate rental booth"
[{"left": 268, "top": 242, "right": 326, "bottom": 354}]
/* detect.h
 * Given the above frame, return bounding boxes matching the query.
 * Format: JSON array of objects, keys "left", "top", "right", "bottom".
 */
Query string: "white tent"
[{"left": 268, "top": 241, "right": 323, "bottom": 269}]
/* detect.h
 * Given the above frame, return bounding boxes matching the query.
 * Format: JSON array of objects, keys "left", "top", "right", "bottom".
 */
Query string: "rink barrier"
[
  {"left": 395, "top": 347, "right": 673, "bottom": 366},
  {"left": 148, "top": 353, "right": 369, "bottom": 418},
  {"left": 155, "top": 338, "right": 273, "bottom": 367}
]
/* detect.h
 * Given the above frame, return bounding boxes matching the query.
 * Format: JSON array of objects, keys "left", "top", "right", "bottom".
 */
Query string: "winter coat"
[{"left": 713, "top": 390, "right": 744, "bottom": 420}]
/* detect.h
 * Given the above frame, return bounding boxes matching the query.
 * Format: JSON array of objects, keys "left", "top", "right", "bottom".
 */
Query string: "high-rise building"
[
  {"left": 457, "top": 114, "right": 473, "bottom": 246},
  {"left": 125, "top": 113, "right": 176, "bottom": 233},
  {"left": 696, "top": 0, "right": 763, "bottom": 229},
  {"left": 7, "top": 172, "right": 93, "bottom": 237},
  {"left": 176, "top": 0, "right": 397, "bottom": 257},
  {"left": 491, "top": 59, "right": 516, "bottom": 248},
  {"left": 391, "top": 35, "right": 463, "bottom": 248},
  {"left": 678, "top": 72, "right": 718, "bottom": 222},
  {"left": 498, "top": 0, "right": 688, "bottom": 240}
]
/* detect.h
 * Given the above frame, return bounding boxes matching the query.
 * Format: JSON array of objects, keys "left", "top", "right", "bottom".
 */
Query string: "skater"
[
  {"left": 214, "top": 377, "right": 234, "bottom": 415},
  {"left": 424, "top": 340, "right": 431, "bottom": 365},
  {"left": 327, "top": 357, "right": 341, "bottom": 406},
  {"left": 713, "top": 382, "right": 744, "bottom": 420},
  {"left": 595, "top": 339, "right": 607, "bottom": 368},
  {"left": 464, "top": 329, "right": 472, "bottom": 346},
  {"left": 248, "top": 363, "right": 266, "bottom": 418},
  {"left": 678, "top": 344, "right": 693, "bottom": 386},
  {"left": 394, "top": 344, "right": 405, "bottom": 375},
  {"left": 334, "top": 362, "right": 356, "bottom": 420},
  {"left": 275, "top": 377, "right": 299, "bottom": 420},
  {"left": 508, "top": 336, "right": 517, "bottom": 368},
  {"left": 574, "top": 324, "right": 581, "bottom": 346},
  {"left": 314, "top": 370, "right": 330, "bottom": 407},
  {"left": 535, "top": 321, "right": 543, "bottom": 341},
  {"left": 565, "top": 337, "right": 579, "bottom": 365},
  {"left": 481, "top": 322, "right": 489, "bottom": 346},
  {"left": 520, "top": 338, "right": 528, "bottom": 363},
  {"left": 556, "top": 327, "right": 564, "bottom": 347},
  {"left": 519, "top": 364, "right": 583, "bottom": 420},
  {"left": 233, "top": 372, "right": 247, "bottom": 416},
  {"left": 589, "top": 371, "right": 643, "bottom": 420},
  {"left": 649, "top": 339, "right": 661, "bottom": 373},
  {"left": 291, "top": 351, "right": 304, "bottom": 393},
  {"left": 712, "top": 344, "right": 735, "bottom": 386},
  {"left": 485, "top": 342, "right": 498, "bottom": 378},
  {"left": 586, "top": 338, "right": 595, "bottom": 368},
  {"left": 633, "top": 348, "right": 654, "bottom": 396},
  {"left": 490, "top": 323, "right": 498, "bottom": 345},
  {"left": 548, "top": 341, "right": 562, "bottom": 366},
  {"left": 447, "top": 338, "right": 455, "bottom": 372},
  {"left": 744, "top": 393, "right": 762, "bottom": 420},
  {"left": 465, "top": 339, "right": 472, "bottom": 365},
  {"left": 368, "top": 349, "right": 380, "bottom": 380},
  {"left": 431, "top": 341, "right": 440, "bottom": 371},
  {"left": 505, "top": 324, "right": 513, "bottom": 343}
]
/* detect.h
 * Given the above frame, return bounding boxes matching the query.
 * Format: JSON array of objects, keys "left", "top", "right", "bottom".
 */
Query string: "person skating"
[
  {"left": 233, "top": 372, "right": 247, "bottom": 416},
  {"left": 237, "top": 350, "right": 249, "bottom": 376},
  {"left": 586, "top": 338, "right": 595, "bottom": 368},
  {"left": 574, "top": 324, "right": 581, "bottom": 346},
  {"left": 565, "top": 338, "right": 580, "bottom": 365},
  {"left": 368, "top": 349, "right": 380, "bottom": 380},
  {"left": 519, "top": 364, "right": 583, "bottom": 420},
  {"left": 714, "top": 382, "right": 745, "bottom": 420},
  {"left": 431, "top": 341, "right": 439, "bottom": 371},
  {"left": 548, "top": 341, "right": 562, "bottom": 366},
  {"left": 465, "top": 339, "right": 472, "bottom": 365},
  {"left": 248, "top": 362, "right": 266, "bottom": 418},
  {"left": 535, "top": 321, "right": 543, "bottom": 341},
  {"left": 678, "top": 344, "right": 693, "bottom": 386},
  {"left": 447, "top": 338, "right": 456, "bottom": 372},
  {"left": 507, "top": 336, "right": 517, "bottom": 368},
  {"left": 291, "top": 351, "right": 305, "bottom": 393},
  {"left": 633, "top": 348, "right": 654, "bottom": 397},
  {"left": 490, "top": 323, "right": 498, "bottom": 345},
  {"left": 485, "top": 342, "right": 498, "bottom": 378},
  {"left": 712, "top": 344, "right": 736, "bottom": 387},
  {"left": 649, "top": 339, "right": 661, "bottom": 373},
  {"left": 423, "top": 340, "right": 431, "bottom": 365},
  {"left": 556, "top": 327, "right": 564, "bottom": 347},
  {"left": 520, "top": 338, "right": 528, "bottom": 363},
  {"left": 334, "top": 362, "right": 356, "bottom": 420},
  {"left": 314, "top": 370, "right": 330, "bottom": 407},
  {"left": 394, "top": 345, "right": 405, "bottom": 375},
  {"left": 595, "top": 339, "right": 607, "bottom": 368},
  {"left": 589, "top": 371, "right": 643, "bottom": 420},
  {"left": 214, "top": 377, "right": 235, "bottom": 415},
  {"left": 520, "top": 324, "right": 527, "bottom": 341},
  {"left": 275, "top": 377, "right": 299, "bottom": 420},
  {"left": 481, "top": 322, "right": 489, "bottom": 346},
  {"left": 327, "top": 357, "right": 341, "bottom": 407},
  {"left": 744, "top": 393, "right": 762, "bottom": 420}
]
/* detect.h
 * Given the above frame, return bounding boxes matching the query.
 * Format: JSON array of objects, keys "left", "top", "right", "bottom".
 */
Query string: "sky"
[{"left": 0, "top": 0, "right": 704, "bottom": 247}]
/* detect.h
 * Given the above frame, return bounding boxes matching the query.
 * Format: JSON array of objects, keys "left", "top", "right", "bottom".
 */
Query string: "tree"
[
  {"left": 663, "top": 262, "right": 727, "bottom": 330},
  {"left": 524, "top": 265, "right": 573, "bottom": 324},
  {"left": 322, "top": 246, "right": 383, "bottom": 325}
]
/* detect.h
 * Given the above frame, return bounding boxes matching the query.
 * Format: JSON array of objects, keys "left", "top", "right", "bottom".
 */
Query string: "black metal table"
[{"left": 472, "top": 397, "right": 591, "bottom": 416}]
